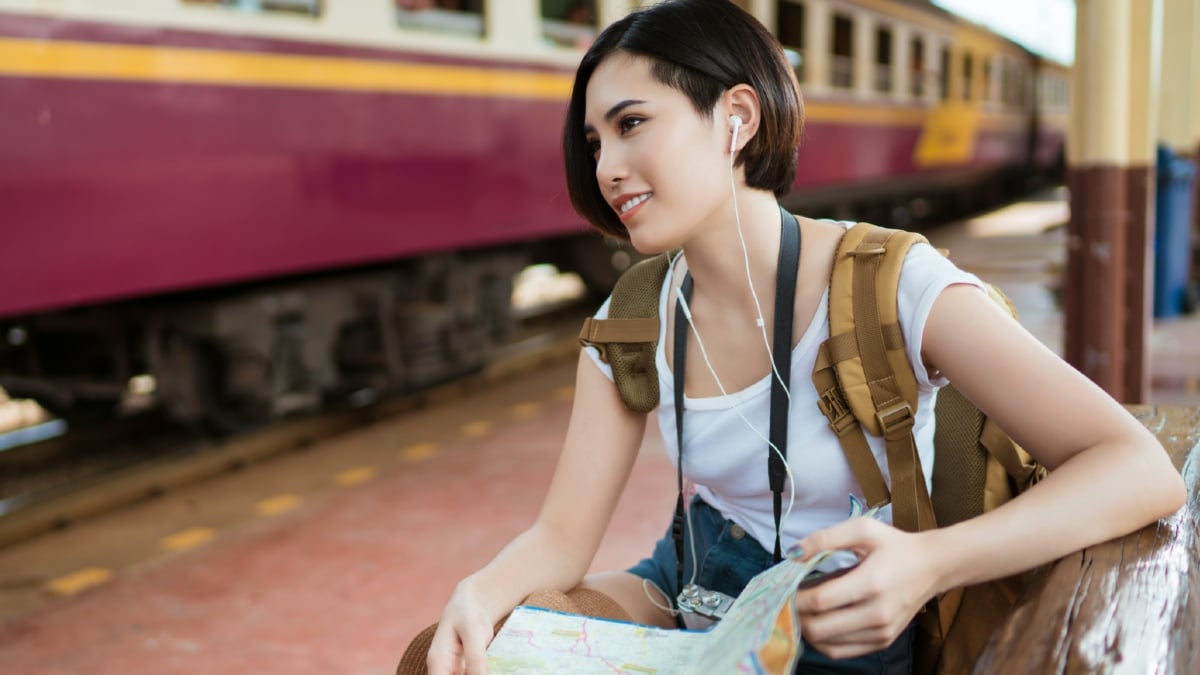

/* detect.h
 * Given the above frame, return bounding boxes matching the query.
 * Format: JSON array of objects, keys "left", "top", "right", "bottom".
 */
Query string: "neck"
[{"left": 681, "top": 188, "right": 784, "bottom": 313}]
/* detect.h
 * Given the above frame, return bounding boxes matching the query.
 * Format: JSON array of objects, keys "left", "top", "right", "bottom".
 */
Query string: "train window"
[
  {"left": 875, "top": 26, "right": 893, "bottom": 93},
  {"left": 778, "top": 0, "right": 806, "bottom": 82},
  {"left": 395, "top": 0, "right": 484, "bottom": 38},
  {"left": 961, "top": 52, "right": 973, "bottom": 101},
  {"left": 542, "top": 0, "right": 596, "bottom": 49},
  {"left": 182, "top": 0, "right": 322, "bottom": 16},
  {"left": 939, "top": 46, "right": 950, "bottom": 100},
  {"left": 910, "top": 36, "right": 925, "bottom": 98},
  {"left": 831, "top": 13, "right": 854, "bottom": 89}
]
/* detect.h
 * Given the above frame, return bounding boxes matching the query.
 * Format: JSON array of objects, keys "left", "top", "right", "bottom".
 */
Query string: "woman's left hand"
[{"left": 792, "top": 518, "right": 942, "bottom": 660}]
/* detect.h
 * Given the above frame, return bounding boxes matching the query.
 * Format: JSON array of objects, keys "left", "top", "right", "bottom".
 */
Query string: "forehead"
[{"left": 584, "top": 54, "right": 680, "bottom": 117}]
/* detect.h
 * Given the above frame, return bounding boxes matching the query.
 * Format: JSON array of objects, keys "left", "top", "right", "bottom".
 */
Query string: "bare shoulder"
[{"left": 795, "top": 215, "right": 846, "bottom": 290}]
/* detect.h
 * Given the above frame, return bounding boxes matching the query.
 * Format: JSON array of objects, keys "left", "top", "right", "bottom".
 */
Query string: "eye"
[
  {"left": 586, "top": 137, "right": 601, "bottom": 159},
  {"left": 618, "top": 115, "right": 644, "bottom": 134}
]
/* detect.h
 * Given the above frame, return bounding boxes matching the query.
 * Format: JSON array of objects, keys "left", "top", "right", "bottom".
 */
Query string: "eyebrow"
[{"left": 582, "top": 99, "right": 646, "bottom": 135}]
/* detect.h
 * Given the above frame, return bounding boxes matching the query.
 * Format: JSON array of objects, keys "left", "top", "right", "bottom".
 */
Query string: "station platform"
[{"left": 1, "top": 194, "right": 1198, "bottom": 674}]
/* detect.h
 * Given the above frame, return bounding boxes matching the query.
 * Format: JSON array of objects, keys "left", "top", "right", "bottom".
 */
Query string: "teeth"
[{"left": 620, "top": 193, "right": 651, "bottom": 214}]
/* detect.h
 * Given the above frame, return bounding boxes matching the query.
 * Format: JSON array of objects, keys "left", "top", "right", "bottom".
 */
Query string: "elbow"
[
  {"left": 1158, "top": 470, "right": 1188, "bottom": 518},
  {"left": 1141, "top": 447, "right": 1188, "bottom": 520},
  {"left": 1132, "top": 428, "right": 1190, "bottom": 520}
]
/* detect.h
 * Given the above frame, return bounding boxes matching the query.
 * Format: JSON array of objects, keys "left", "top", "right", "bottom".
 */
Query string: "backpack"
[{"left": 576, "top": 221, "right": 1046, "bottom": 674}]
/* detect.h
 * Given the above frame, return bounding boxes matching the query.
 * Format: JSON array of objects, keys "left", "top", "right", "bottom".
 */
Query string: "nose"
[{"left": 594, "top": 143, "right": 628, "bottom": 192}]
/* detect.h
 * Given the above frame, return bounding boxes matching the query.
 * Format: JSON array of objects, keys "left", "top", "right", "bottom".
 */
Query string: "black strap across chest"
[{"left": 671, "top": 207, "right": 801, "bottom": 594}]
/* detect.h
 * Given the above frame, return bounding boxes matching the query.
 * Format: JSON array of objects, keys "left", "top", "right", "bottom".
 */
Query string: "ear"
[{"left": 722, "top": 84, "right": 762, "bottom": 154}]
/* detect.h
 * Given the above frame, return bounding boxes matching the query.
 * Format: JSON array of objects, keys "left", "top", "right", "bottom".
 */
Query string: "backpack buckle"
[
  {"left": 875, "top": 401, "right": 914, "bottom": 437},
  {"left": 818, "top": 390, "right": 857, "bottom": 436}
]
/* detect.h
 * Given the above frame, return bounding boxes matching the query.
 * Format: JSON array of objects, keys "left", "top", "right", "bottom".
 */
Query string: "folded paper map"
[{"left": 485, "top": 499, "right": 878, "bottom": 674}]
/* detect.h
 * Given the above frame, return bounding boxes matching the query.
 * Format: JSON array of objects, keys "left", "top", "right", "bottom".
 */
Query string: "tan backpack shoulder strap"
[
  {"left": 820, "top": 223, "right": 936, "bottom": 532},
  {"left": 577, "top": 252, "right": 673, "bottom": 413},
  {"left": 813, "top": 342, "right": 892, "bottom": 509}
]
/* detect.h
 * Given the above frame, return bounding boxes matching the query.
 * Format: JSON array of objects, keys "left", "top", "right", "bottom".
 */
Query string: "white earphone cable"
[
  {"left": 729, "top": 129, "right": 793, "bottom": 410},
  {"left": 675, "top": 287, "right": 797, "bottom": 527},
  {"left": 640, "top": 117, "right": 802, "bottom": 614}
]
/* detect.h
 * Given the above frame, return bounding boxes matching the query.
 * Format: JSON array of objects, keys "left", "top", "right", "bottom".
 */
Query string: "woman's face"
[{"left": 583, "top": 54, "right": 732, "bottom": 253}]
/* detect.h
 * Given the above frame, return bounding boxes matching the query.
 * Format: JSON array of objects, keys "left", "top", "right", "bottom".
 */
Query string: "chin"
[{"left": 627, "top": 227, "right": 682, "bottom": 256}]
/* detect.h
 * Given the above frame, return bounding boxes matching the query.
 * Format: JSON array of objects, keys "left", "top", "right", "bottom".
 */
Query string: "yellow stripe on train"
[
  {"left": 0, "top": 36, "right": 573, "bottom": 99},
  {"left": 0, "top": 35, "right": 1037, "bottom": 146}
]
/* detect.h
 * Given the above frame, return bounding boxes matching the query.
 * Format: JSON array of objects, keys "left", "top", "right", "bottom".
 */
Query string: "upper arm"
[
  {"left": 920, "top": 284, "right": 1154, "bottom": 470},
  {"left": 535, "top": 350, "right": 649, "bottom": 560}
]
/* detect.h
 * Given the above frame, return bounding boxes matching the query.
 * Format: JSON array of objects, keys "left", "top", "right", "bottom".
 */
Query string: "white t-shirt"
[{"left": 584, "top": 234, "right": 985, "bottom": 554}]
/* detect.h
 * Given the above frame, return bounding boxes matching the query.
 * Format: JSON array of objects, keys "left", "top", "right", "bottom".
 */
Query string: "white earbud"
[{"left": 729, "top": 115, "right": 742, "bottom": 153}]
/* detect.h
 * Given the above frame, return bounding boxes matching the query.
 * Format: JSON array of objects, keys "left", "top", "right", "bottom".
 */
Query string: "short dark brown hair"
[{"left": 563, "top": 0, "right": 804, "bottom": 240}]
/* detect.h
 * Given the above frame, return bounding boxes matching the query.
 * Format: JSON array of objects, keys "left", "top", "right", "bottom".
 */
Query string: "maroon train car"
[{"left": 0, "top": 0, "right": 1067, "bottom": 428}]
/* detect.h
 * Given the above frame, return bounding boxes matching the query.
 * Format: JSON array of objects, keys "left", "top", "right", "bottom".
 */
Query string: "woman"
[{"left": 424, "top": 1, "right": 1186, "bottom": 672}]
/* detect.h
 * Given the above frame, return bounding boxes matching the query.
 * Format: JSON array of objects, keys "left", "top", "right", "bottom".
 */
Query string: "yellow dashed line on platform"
[
  {"left": 335, "top": 466, "right": 377, "bottom": 486},
  {"left": 162, "top": 527, "right": 216, "bottom": 552},
  {"left": 256, "top": 494, "right": 301, "bottom": 516},
  {"left": 510, "top": 402, "right": 542, "bottom": 420},
  {"left": 556, "top": 386, "right": 575, "bottom": 402},
  {"left": 46, "top": 567, "right": 112, "bottom": 596},
  {"left": 400, "top": 442, "right": 440, "bottom": 462},
  {"left": 460, "top": 420, "right": 492, "bottom": 439}
]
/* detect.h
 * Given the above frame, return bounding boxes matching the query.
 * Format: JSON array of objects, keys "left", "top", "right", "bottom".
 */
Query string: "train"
[{"left": 0, "top": 0, "right": 1068, "bottom": 430}]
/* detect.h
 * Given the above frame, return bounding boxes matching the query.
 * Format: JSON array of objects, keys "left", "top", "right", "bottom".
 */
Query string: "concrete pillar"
[
  {"left": 1193, "top": 0, "right": 1200, "bottom": 152},
  {"left": 1159, "top": 0, "right": 1196, "bottom": 154},
  {"left": 1164, "top": 0, "right": 1197, "bottom": 303},
  {"left": 1193, "top": 0, "right": 1200, "bottom": 280},
  {"left": 1159, "top": 0, "right": 1200, "bottom": 304},
  {"left": 1123, "top": 0, "right": 1163, "bottom": 402},
  {"left": 1065, "top": 0, "right": 1138, "bottom": 399},
  {"left": 805, "top": 0, "right": 831, "bottom": 96}
]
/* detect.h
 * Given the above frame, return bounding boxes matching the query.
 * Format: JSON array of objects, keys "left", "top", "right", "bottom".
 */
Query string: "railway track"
[{"left": 0, "top": 304, "right": 588, "bottom": 549}]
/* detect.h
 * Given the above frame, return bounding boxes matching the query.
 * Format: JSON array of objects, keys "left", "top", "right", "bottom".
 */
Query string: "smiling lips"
[{"left": 615, "top": 192, "right": 652, "bottom": 220}]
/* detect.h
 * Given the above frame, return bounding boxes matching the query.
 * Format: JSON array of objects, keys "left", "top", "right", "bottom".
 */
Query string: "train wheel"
[{"left": 159, "top": 335, "right": 255, "bottom": 436}]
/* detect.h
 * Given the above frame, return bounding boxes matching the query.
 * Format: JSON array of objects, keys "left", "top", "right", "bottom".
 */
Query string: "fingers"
[
  {"left": 799, "top": 600, "right": 909, "bottom": 660},
  {"left": 460, "top": 623, "right": 492, "bottom": 675},
  {"left": 426, "top": 621, "right": 493, "bottom": 675},
  {"left": 425, "top": 624, "right": 462, "bottom": 675},
  {"left": 796, "top": 517, "right": 884, "bottom": 562},
  {"left": 798, "top": 592, "right": 892, "bottom": 643},
  {"left": 794, "top": 570, "right": 864, "bottom": 615}
]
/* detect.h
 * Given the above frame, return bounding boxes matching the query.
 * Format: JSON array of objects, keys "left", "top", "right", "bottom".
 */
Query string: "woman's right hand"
[{"left": 425, "top": 581, "right": 497, "bottom": 675}]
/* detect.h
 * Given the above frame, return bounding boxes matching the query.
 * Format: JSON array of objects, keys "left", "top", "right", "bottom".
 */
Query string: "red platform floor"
[{"left": 1, "top": 197, "right": 1198, "bottom": 675}]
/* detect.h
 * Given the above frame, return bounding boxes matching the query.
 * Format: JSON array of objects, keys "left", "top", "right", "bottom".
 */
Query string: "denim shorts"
[{"left": 628, "top": 496, "right": 914, "bottom": 675}]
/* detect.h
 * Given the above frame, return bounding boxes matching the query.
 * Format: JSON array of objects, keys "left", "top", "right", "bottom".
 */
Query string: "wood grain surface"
[{"left": 975, "top": 406, "right": 1200, "bottom": 674}]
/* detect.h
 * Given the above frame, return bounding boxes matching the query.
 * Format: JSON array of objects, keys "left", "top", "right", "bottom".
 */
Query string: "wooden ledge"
[{"left": 976, "top": 406, "right": 1200, "bottom": 673}]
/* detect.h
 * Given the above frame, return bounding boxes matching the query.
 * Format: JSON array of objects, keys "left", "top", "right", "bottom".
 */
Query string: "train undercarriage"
[{"left": 0, "top": 234, "right": 629, "bottom": 432}]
